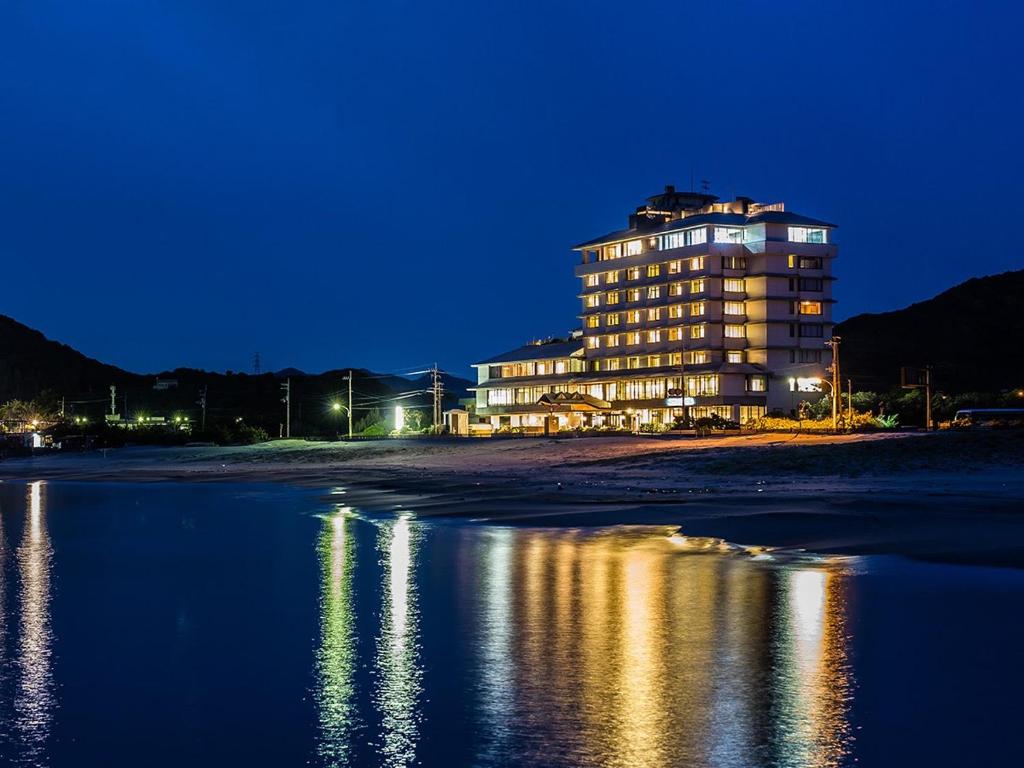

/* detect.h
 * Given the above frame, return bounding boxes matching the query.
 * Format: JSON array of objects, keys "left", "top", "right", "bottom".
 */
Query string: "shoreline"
[{"left": 2, "top": 430, "right": 1023, "bottom": 568}]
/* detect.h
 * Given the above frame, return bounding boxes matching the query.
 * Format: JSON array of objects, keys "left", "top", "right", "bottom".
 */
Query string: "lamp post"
[{"left": 330, "top": 401, "right": 350, "bottom": 439}]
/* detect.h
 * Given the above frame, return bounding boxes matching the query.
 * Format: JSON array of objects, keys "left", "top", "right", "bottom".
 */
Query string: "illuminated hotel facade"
[{"left": 472, "top": 186, "right": 835, "bottom": 430}]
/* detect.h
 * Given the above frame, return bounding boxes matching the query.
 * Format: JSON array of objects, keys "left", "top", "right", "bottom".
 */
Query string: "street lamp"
[{"left": 330, "top": 401, "right": 349, "bottom": 438}]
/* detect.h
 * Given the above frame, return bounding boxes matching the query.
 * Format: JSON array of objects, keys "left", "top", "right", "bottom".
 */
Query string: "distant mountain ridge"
[
  {"left": 0, "top": 315, "right": 472, "bottom": 431},
  {"left": 836, "top": 269, "right": 1024, "bottom": 392}
]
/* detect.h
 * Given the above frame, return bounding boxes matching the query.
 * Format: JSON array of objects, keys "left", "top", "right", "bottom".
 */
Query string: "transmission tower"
[{"left": 253, "top": 352, "right": 262, "bottom": 375}]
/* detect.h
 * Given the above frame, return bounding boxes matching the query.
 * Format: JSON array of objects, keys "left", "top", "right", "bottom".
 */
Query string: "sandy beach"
[{"left": 2, "top": 430, "right": 1022, "bottom": 566}]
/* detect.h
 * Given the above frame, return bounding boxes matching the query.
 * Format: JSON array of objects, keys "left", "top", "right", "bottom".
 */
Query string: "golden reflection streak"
[
  {"left": 315, "top": 509, "right": 358, "bottom": 766},
  {"left": 475, "top": 528, "right": 514, "bottom": 766},
  {"left": 16, "top": 481, "right": 55, "bottom": 761},
  {"left": 615, "top": 542, "right": 669, "bottom": 768},
  {"left": 375, "top": 515, "right": 422, "bottom": 767},
  {"left": 775, "top": 566, "right": 853, "bottom": 768}
]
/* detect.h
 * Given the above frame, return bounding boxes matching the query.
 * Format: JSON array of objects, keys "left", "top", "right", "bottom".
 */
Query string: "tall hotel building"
[{"left": 472, "top": 186, "right": 836, "bottom": 431}]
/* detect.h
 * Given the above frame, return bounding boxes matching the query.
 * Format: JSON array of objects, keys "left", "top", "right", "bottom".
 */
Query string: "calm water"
[{"left": 0, "top": 481, "right": 1022, "bottom": 767}]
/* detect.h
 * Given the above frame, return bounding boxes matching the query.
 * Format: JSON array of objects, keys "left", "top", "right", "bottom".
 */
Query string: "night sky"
[{"left": 2, "top": 1, "right": 1021, "bottom": 377}]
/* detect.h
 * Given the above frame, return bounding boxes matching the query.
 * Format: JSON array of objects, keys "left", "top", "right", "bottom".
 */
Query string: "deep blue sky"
[{"left": 2, "top": 1, "right": 1022, "bottom": 377}]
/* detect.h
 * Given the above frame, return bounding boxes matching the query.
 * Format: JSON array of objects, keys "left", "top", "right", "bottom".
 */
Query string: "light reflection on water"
[
  {"left": 315, "top": 509, "right": 358, "bottom": 766},
  {"left": 308, "top": 519, "right": 855, "bottom": 767},
  {"left": 374, "top": 515, "right": 422, "bottom": 767},
  {"left": 11, "top": 481, "right": 56, "bottom": 766}
]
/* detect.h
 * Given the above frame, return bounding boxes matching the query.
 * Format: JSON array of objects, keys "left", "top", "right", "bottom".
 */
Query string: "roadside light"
[
  {"left": 331, "top": 402, "right": 342, "bottom": 412},
  {"left": 395, "top": 405, "right": 405, "bottom": 431}
]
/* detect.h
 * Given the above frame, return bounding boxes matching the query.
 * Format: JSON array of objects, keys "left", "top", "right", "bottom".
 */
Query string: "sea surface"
[{"left": 0, "top": 480, "right": 1021, "bottom": 767}]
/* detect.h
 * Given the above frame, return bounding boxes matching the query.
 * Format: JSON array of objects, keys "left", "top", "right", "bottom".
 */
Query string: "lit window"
[
  {"left": 606, "top": 313, "right": 620, "bottom": 326},
  {"left": 627, "top": 356, "right": 641, "bottom": 369},
  {"left": 668, "top": 260, "right": 682, "bottom": 274},
  {"left": 586, "top": 315, "right": 600, "bottom": 328},
  {"left": 604, "top": 243, "right": 621, "bottom": 260},
  {"left": 659, "top": 227, "right": 707, "bottom": 250},
  {"left": 607, "top": 270, "right": 621, "bottom": 284},
  {"left": 606, "top": 334, "right": 619, "bottom": 347},
  {"left": 606, "top": 358, "right": 620, "bottom": 371},
  {"left": 627, "top": 288, "right": 640, "bottom": 302},
  {"left": 626, "top": 332, "right": 641, "bottom": 345},
  {"left": 668, "top": 327, "right": 683, "bottom": 341},
  {"left": 799, "top": 301, "right": 822, "bottom": 315},
  {"left": 787, "top": 254, "right": 796, "bottom": 269},
  {"left": 647, "top": 285, "right": 661, "bottom": 299},
  {"left": 685, "top": 374, "right": 719, "bottom": 396},
  {"left": 690, "top": 279, "right": 705, "bottom": 293},
  {"left": 724, "top": 324, "right": 745, "bottom": 338},
  {"left": 690, "top": 302, "right": 705, "bottom": 317},
  {"left": 669, "top": 282, "right": 684, "bottom": 297},
  {"left": 726, "top": 350, "right": 743, "bottom": 363},
  {"left": 647, "top": 264, "right": 661, "bottom": 278},
  {"left": 724, "top": 278, "right": 745, "bottom": 292},
  {"left": 585, "top": 274, "right": 600, "bottom": 288},
  {"left": 555, "top": 360, "right": 567, "bottom": 374},
  {"left": 585, "top": 295, "right": 600, "bottom": 308},
  {"left": 626, "top": 310, "right": 641, "bottom": 323},
  {"left": 647, "top": 308, "right": 661, "bottom": 321},
  {"left": 714, "top": 227, "right": 744, "bottom": 243},
  {"left": 668, "top": 305, "right": 684, "bottom": 319},
  {"left": 788, "top": 227, "right": 827, "bottom": 244},
  {"left": 690, "top": 325, "right": 705, "bottom": 339},
  {"left": 647, "top": 329, "right": 662, "bottom": 343},
  {"left": 669, "top": 352, "right": 681, "bottom": 366},
  {"left": 607, "top": 291, "right": 620, "bottom": 305},
  {"left": 747, "top": 375, "right": 767, "bottom": 392},
  {"left": 724, "top": 301, "right": 745, "bottom": 316},
  {"left": 627, "top": 267, "right": 641, "bottom": 280},
  {"left": 648, "top": 355, "right": 662, "bottom": 367},
  {"left": 690, "top": 256, "right": 705, "bottom": 271},
  {"left": 687, "top": 351, "right": 709, "bottom": 365},
  {"left": 586, "top": 336, "right": 600, "bottom": 349},
  {"left": 625, "top": 239, "right": 643, "bottom": 256}
]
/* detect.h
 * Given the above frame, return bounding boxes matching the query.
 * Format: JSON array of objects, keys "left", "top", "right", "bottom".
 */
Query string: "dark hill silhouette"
[
  {"left": 836, "top": 270, "right": 1024, "bottom": 392},
  {"left": 0, "top": 315, "right": 472, "bottom": 433}
]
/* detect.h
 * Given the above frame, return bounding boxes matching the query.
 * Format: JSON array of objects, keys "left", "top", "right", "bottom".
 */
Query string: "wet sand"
[{"left": 2, "top": 430, "right": 1022, "bottom": 566}]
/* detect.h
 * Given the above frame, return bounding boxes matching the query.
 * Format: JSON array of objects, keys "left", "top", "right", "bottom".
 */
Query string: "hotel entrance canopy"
[{"left": 536, "top": 392, "right": 611, "bottom": 412}]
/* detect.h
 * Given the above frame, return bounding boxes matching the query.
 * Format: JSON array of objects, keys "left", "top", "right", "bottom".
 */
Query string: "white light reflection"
[
  {"left": 774, "top": 565, "right": 853, "bottom": 768},
  {"left": 476, "top": 528, "right": 514, "bottom": 766},
  {"left": 16, "top": 481, "right": 55, "bottom": 761},
  {"left": 315, "top": 507, "right": 358, "bottom": 766},
  {"left": 375, "top": 515, "right": 422, "bottom": 767}
]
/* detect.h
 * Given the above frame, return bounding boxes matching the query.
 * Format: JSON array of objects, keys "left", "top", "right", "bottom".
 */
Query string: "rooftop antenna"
[{"left": 700, "top": 179, "right": 711, "bottom": 194}]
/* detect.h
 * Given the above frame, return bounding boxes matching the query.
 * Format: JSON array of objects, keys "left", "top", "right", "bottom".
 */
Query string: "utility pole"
[
  {"left": 826, "top": 335, "right": 841, "bottom": 431},
  {"left": 347, "top": 370, "right": 353, "bottom": 440},
  {"left": 925, "top": 366, "right": 932, "bottom": 431},
  {"left": 847, "top": 378, "right": 853, "bottom": 425},
  {"left": 281, "top": 378, "right": 291, "bottom": 438},
  {"left": 198, "top": 385, "right": 208, "bottom": 431},
  {"left": 431, "top": 364, "right": 443, "bottom": 434}
]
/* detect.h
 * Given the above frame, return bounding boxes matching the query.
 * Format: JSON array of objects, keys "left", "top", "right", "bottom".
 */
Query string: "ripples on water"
[
  {"left": 0, "top": 482, "right": 879, "bottom": 767},
  {"left": 312, "top": 504, "right": 855, "bottom": 768},
  {"left": 0, "top": 482, "right": 56, "bottom": 768}
]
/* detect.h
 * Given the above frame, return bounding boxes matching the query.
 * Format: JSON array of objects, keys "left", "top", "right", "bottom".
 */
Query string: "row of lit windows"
[
  {"left": 484, "top": 370, "right": 774, "bottom": 407},
  {"left": 592, "top": 226, "right": 827, "bottom": 262},
  {"left": 585, "top": 301, "right": 748, "bottom": 328},
  {"left": 487, "top": 358, "right": 586, "bottom": 379},
  {"left": 586, "top": 324, "right": 747, "bottom": 348},
  {"left": 584, "top": 269, "right": 750, "bottom": 294}
]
